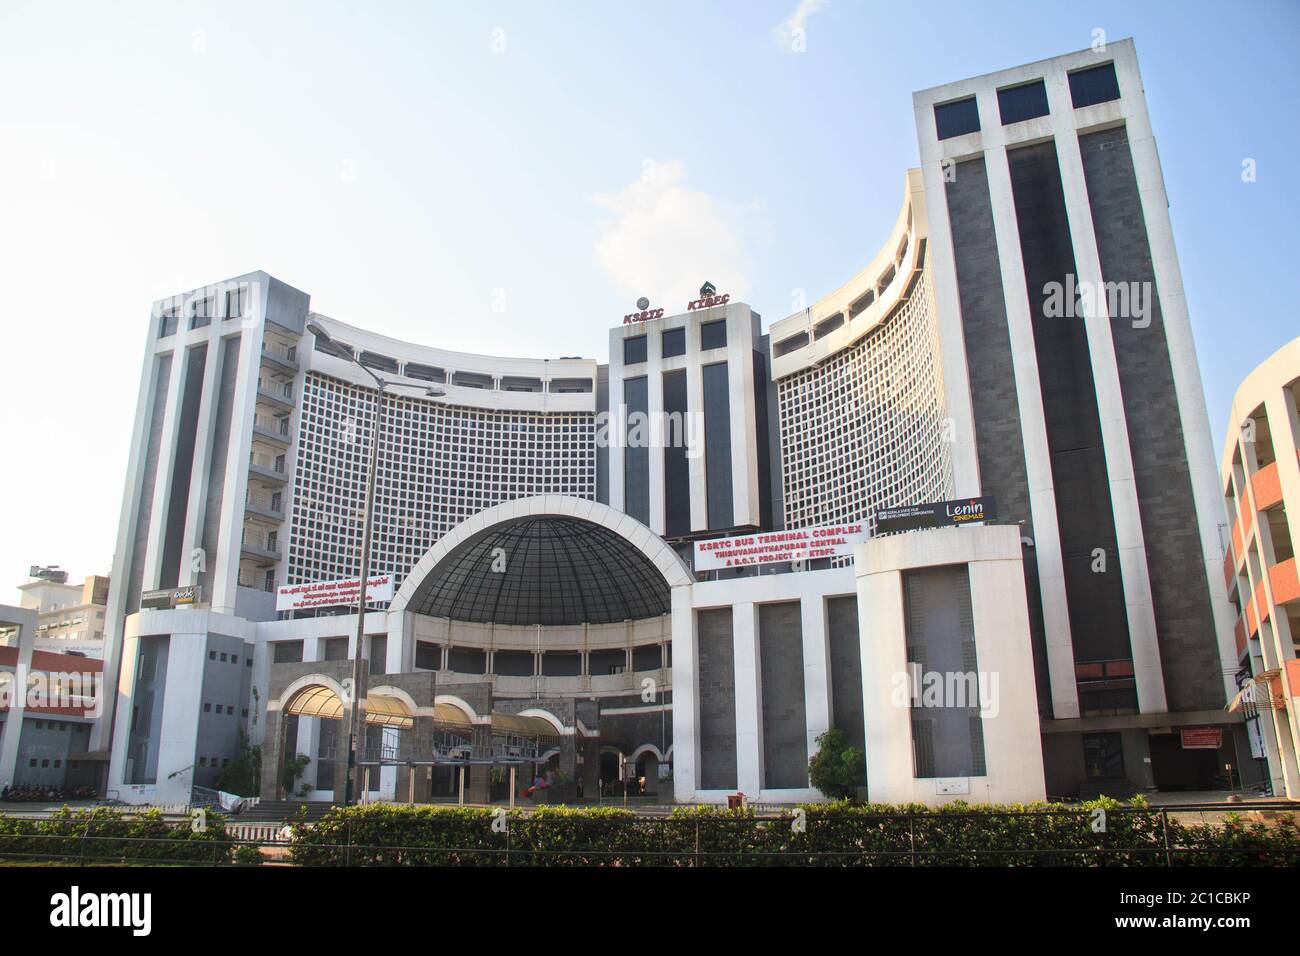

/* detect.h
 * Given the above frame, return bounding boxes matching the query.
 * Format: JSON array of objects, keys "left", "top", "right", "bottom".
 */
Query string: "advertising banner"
[
  {"left": 276, "top": 573, "right": 395, "bottom": 611},
  {"left": 875, "top": 497, "right": 995, "bottom": 534},
  {"left": 694, "top": 522, "right": 866, "bottom": 572}
]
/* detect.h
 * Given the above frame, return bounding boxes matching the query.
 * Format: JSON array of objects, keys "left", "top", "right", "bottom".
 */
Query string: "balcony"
[
  {"left": 257, "top": 377, "right": 296, "bottom": 410},
  {"left": 1234, "top": 616, "right": 1247, "bottom": 657},
  {"left": 253, "top": 413, "right": 291, "bottom": 447},
  {"left": 260, "top": 340, "right": 300, "bottom": 374},
  {"left": 238, "top": 574, "right": 276, "bottom": 593},
  {"left": 1269, "top": 557, "right": 1300, "bottom": 606},
  {"left": 245, "top": 491, "right": 285, "bottom": 524},
  {"left": 249, "top": 451, "right": 288, "bottom": 484},
  {"left": 1251, "top": 461, "right": 1284, "bottom": 512},
  {"left": 1253, "top": 580, "right": 1271, "bottom": 629},
  {"left": 240, "top": 528, "right": 281, "bottom": 565}
]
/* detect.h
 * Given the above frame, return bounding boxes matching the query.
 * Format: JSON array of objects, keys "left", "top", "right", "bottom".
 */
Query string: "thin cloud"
[
  {"left": 772, "top": 0, "right": 829, "bottom": 50},
  {"left": 591, "top": 160, "right": 759, "bottom": 310}
]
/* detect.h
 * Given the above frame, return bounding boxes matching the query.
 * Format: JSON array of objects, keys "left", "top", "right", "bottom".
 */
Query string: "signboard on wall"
[
  {"left": 694, "top": 522, "right": 866, "bottom": 572},
  {"left": 875, "top": 497, "right": 996, "bottom": 535},
  {"left": 276, "top": 574, "right": 395, "bottom": 612},
  {"left": 1180, "top": 727, "right": 1223, "bottom": 750},
  {"left": 140, "top": 585, "right": 202, "bottom": 610}
]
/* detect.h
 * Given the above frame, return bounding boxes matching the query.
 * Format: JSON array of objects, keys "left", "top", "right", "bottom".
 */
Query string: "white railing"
[
  {"left": 258, "top": 378, "right": 294, "bottom": 399},
  {"left": 246, "top": 491, "right": 283, "bottom": 513},
  {"left": 249, "top": 452, "right": 285, "bottom": 473},
  {"left": 253, "top": 414, "right": 289, "bottom": 436},
  {"left": 261, "top": 341, "right": 298, "bottom": 364}
]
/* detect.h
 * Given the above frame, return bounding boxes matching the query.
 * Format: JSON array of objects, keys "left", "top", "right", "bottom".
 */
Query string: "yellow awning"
[
  {"left": 432, "top": 702, "right": 474, "bottom": 728},
  {"left": 491, "top": 713, "right": 559, "bottom": 738},
  {"left": 284, "top": 686, "right": 413, "bottom": 727}
]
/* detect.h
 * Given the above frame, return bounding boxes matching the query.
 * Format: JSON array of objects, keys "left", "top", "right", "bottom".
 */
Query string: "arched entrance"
[
  {"left": 266, "top": 678, "right": 415, "bottom": 800},
  {"left": 388, "top": 496, "right": 694, "bottom": 803}
]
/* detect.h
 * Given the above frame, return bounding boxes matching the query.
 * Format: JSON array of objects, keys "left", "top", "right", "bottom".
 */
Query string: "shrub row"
[
  {"left": 0, "top": 806, "right": 236, "bottom": 865},
  {"left": 288, "top": 798, "right": 1300, "bottom": 867}
]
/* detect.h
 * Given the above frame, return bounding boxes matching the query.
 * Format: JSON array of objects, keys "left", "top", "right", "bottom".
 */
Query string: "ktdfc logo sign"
[{"left": 687, "top": 280, "right": 730, "bottom": 311}]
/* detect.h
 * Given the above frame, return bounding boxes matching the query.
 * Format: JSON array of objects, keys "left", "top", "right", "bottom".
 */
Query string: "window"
[
  {"left": 624, "top": 335, "right": 647, "bottom": 365},
  {"left": 1068, "top": 63, "right": 1120, "bottom": 108},
  {"left": 661, "top": 327, "right": 686, "bottom": 358},
  {"left": 700, "top": 319, "right": 727, "bottom": 351},
  {"left": 158, "top": 311, "right": 179, "bottom": 338},
  {"left": 934, "top": 96, "right": 980, "bottom": 139},
  {"left": 273, "top": 641, "right": 304, "bottom": 663},
  {"left": 225, "top": 286, "right": 246, "bottom": 319},
  {"left": 1083, "top": 732, "right": 1125, "bottom": 779},
  {"left": 997, "top": 80, "right": 1049, "bottom": 124},
  {"left": 190, "top": 297, "right": 214, "bottom": 329}
]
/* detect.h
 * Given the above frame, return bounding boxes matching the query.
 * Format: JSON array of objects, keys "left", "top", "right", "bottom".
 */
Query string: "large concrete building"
[
  {"left": 17, "top": 572, "right": 110, "bottom": 659},
  {"left": 1219, "top": 337, "right": 1300, "bottom": 798},
  {"left": 78, "top": 39, "right": 1250, "bottom": 808}
]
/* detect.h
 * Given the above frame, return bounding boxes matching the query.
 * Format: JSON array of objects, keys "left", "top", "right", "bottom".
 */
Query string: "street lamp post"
[{"left": 306, "top": 322, "right": 444, "bottom": 805}]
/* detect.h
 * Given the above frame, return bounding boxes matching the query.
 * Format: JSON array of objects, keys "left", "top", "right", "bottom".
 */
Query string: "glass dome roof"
[{"left": 405, "top": 516, "right": 672, "bottom": 626}]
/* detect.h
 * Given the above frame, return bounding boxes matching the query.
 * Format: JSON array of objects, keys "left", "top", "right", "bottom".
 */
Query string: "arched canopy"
[
  {"left": 392, "top": 496, "right": 693, "bottom": 626},
  {"left": 283, "top": 682, "right": 413, "bottom": 728}
]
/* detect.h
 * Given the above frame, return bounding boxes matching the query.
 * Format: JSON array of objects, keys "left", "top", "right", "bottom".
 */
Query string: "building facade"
[
  {"left": 85, "top": 39, "right": 1249, "bottom": 808},
  {"left": 1219, "top": 336, "right": 1300, "bottom": 798},
  {"left": 16, "top": 573, "right": 110, "bottom": 659}
]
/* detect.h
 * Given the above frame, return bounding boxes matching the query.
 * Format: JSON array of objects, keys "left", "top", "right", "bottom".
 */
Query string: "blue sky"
[{"left": 1, "top": 0, "right": 1296, "bottom": 594}]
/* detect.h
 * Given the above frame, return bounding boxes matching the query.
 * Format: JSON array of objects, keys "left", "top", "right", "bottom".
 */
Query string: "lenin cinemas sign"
[{"left": 875, "top": 497, "right": 996, "bottom": 535}]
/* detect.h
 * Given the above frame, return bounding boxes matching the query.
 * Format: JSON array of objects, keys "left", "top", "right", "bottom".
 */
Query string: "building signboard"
[
  {"left": 875, "top": 497, "right": 996, "bottom": 534},
  {"left": 276, "top": 573, "right": 395, "bottom": 612},
  {"left": 140, "top": 585, "right": 201, "bottom": 610},
  {"left": 1180, "top": 727, "right": 1223, "bottom": 750},
  {"left": 694, "top": 522, "right": 866, "bottom": 572}
]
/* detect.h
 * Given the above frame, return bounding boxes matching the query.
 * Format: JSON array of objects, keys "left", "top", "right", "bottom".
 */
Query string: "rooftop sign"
[
  {"left": 29, "top": 565, "right": 68, "bottom": 584},
  {"left": 875, "top": 497, "right": 996, "bottom": 535}
]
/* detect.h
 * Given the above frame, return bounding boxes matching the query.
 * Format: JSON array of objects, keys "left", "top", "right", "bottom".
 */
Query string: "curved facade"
[
  {"left": 1218, "top": 336, "right": 1300, "bottom": 798},
  {"left": 769, "top": 171, "right": 953, "bottom": 536}
]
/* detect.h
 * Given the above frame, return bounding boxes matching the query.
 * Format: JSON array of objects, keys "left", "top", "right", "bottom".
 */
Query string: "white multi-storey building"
[{"left": 73, "top": 40, "right": 1249, "bottom": 808}]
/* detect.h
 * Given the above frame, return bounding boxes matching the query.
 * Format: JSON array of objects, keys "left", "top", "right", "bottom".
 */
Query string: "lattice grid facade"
[
  {"left": 777, "top": 259, "right": 953, "bottom": 537},
  {"left": 288, "top": 372, "right": 597, "bottom": 593}
]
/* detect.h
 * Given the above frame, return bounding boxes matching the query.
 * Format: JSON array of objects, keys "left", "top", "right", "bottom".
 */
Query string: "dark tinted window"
[
  {"left": 934, "top": 97, "right": 980, "bottom": 140},
  {"left": 624, "top": 335, "right": 647, "bottom": 365},
  {"left": 702, "top": 362, "right": 733, "bottom": 529},
  {"left": 623, "top": 376, "right": 650, "bottom": 524},
  {"left": 997, "top": 80, "right": 1049, "bottom": 124},
  {"left": 661, "top": 327, "right": 686, "bottom": 358},
  {"left": 700, "top": 319, "right": 727, "bottom": 351},
  {"left": 663, "top": 369, "right": 690, "bottom": 537},
  {"left": 1068, "top": 63, "right": 1120, "bottom": 108}
]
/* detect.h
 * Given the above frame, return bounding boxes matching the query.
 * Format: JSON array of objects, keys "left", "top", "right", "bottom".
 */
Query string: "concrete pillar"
[
  {"left": 732, "top": 602, "right": 762, "bottom": 796},
  {"left": 857, "top": 570, "right": 913, "bottom": 803},
  {"left": 0, "top": 606, "right": 36, "bottom": 788},
  {"left": 669, "top": 585, "right": 697, "bottom": 802},
  {"left": 800, "top": 595, "right": 832, "bottom": 762},
  {"left": 260, "top": 710, "right": 288, "bottom": 800}
]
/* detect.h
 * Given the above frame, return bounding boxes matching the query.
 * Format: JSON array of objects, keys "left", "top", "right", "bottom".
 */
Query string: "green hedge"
[
  {"left": 0, "top": 807, "right": 235, "bottom": 865},
  {"left": 288, "top": 798, "right": 1300, "bottom": 867}
]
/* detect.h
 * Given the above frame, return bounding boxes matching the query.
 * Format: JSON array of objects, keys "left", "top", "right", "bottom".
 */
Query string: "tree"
[
  {"left": 808, "top": 728, "right": 865, "bottom": 801},
  {"left": 215, "top": 730, "right": 262, "bottom": 797}
]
